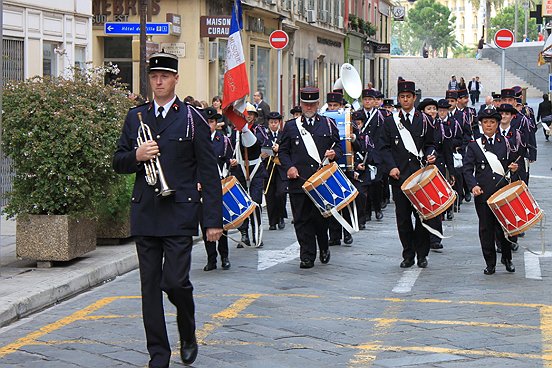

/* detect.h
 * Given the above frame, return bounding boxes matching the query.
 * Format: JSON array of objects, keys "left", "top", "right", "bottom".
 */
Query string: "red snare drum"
[
  {"left": 487, "top": 180, "right": 543, "bottom": 236},
  {"left": 400, "top": 165, "right": 456, "bottom": 220}
]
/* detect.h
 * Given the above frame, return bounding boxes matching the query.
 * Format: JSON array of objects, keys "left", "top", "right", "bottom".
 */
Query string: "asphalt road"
[{"left": 0, "top": 130, "right": 551, "bottom": 367}]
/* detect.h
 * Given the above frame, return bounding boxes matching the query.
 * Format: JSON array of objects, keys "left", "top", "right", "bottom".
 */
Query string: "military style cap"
[
  {"left": 148, "top": 52, "right": 178, "bottom": 73},
  {"left": 478, "top": 108, "right": 501, "bottom": 121},
  {"left": 383, "top": 98, "right": 394, "bottom": 106},
  {"left": 512, "top": 85, "right": 523, "bottom": 97},
  {"left": 491, "top": 92, "right": 501, "bottom": 100},
  {"left": 437, "top": 99, "right": 451, "bottom": 109},
  {"left": 362, "top": 89, "right": 378, "bottom": 98},
  {"left": 300, "top": 87, "right": 320, "bottom": 103},
  {"left": 497, "top": 103, "right": 517, "bottom": 114},
  {"left": 501, "top": 88, "right": 516, "bottom": 99},
  {"left": 352, "top": 110, "right": 365, "bottom": 121},
  {"left": 327, "top": 92, "right": 343, "bottom": 103},
  {"left": 417, "top": 98, "right": 438, "bottom": 111},
  {"left": 515, "top": 97, "right": 523, "bottom": 105},
  {"left": 203, "top": 106, "right": 222, "bottom": 120},
  {"left": 267, "top": 111, "right": 282, "bottom": 120},
  {"left": 290, "top": 105, "right": 302, "bottom": 114},
  {"left": 397, "top": 80, "right": 416, "bottom": 94},
  {"left": 457, "top": 89, "right": 469, "bottom": 98},
  {"left": 445, "top": 90, "right": 458, "bottom": 100},
  {"left": 375, "top": 91, "right": 385, "bottom": 99}
]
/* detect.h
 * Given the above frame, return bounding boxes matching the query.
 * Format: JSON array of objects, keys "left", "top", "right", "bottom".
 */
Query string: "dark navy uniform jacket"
[
  {"left": 212, "top": 130, "right": 232, "bottom": 177},
  {"left": 433, "top": 115, "right": 463, "bottom": 178},
  {"left": 279, "top": 114, "right": 343, "bottom": 194},
  {"left": 380, "top": 110, "right": 435, "bottom": 187},
  {"left": 511, "top": 113, "right": 537, "bottom": 161},
  {"left": 463, "top": 135, "right": 522, "bottom": 201},
  {"left": 113, "top": 99, "right": 222, "bottom": 237},
  {"left": 353, "top": 111, "right": 384, "bottom": 185},
  {"left": 266, "top": 130, "right": 288, "bottom": 182}
]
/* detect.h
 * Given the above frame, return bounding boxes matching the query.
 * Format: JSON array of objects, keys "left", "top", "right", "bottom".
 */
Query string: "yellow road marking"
[
  {"left": 380, "top": 297, "right": 545, "bottom": 309},
  {"left": 196, "top": 293, "right": 262, "bottom": 344},
  {"left": 0, "top": 296, "right": 139, "bottom": 358},
  {"left": 353, "top": 343, "right": 552, "bottom": 361},
  {"left": 541, "top": 306, "right": 552, "bottom": 368}
]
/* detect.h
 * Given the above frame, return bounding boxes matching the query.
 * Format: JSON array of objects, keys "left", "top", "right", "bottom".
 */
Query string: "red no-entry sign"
[
  {"left": 494, "top": 29, "right": 515, "bottom": 49},
  {"left": 269, "top": 30, "right": 289, "bottom": 50}
]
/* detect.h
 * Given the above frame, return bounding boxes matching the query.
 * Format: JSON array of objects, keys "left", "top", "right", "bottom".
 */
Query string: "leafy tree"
[
  {"left": 489, "top": 5, "right": 538, "bottom": 42},
  {"left": 393, "top": 0, "right": 456, "bottom": 56}
]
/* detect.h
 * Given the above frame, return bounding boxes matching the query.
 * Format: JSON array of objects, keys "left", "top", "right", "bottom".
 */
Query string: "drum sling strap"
[
  {"left": 393, "top": 112, "right": 423, "bottom": 159},
  {"left": 296, "top": 117, "right": 359, "bottom": 234},
  {"left": 475, "top": 138, "right": 506, "bottom": 177}
]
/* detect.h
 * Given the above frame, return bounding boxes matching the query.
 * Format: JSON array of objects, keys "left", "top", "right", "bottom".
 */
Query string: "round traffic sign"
[
  {"left": 494, "top": 29, "right": 515, "bottom": 49},
  {"left": 269, "top": 30, "right": 289, "bottom": 50}
]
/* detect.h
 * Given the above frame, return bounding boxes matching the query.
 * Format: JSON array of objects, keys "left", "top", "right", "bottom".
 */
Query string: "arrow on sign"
[
  {"left": 524, "top": 251, "right": 551, "bottom": 280},
  {"left": 107, "top": 25, "right": 114, "bottom": 31},
  {"left": 257, "top": 241, "right": 300, "bottom": 270}
]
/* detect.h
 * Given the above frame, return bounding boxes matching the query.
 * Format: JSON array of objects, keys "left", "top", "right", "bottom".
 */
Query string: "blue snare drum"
[
  {"left": 302, "top": 162, "right": 358, "bottom": 218},
  {"left": 321, "top": 109, "right": 354, "bottom": 171},
  {"left": 221, "top": 176, "right": 257, "bottom": 230}
]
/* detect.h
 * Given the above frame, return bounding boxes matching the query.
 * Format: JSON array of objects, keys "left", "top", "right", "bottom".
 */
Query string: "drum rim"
[
  {"left": 221, "top": 176, "right": 238, "bottom": 195},
  {"left": 417, "top": 192, "right": 457, "bottom": 220},
  {"left": 400, "top": 165, "right": 438, "bottom": 192},
  {"left": 486, "top": 180, "right": 528, "bottom": 206},
  {"left": 320, "top": 190, "right": 359, "bottom": 218},
  {"left": 504, "top": 210, "right": 544, "bottom": 236},
  {"left": 302, "top": 162, "right": 338, "bottom": 191},
  {"left": 223, "top": 203, "right": 257, "bottom": 231}
]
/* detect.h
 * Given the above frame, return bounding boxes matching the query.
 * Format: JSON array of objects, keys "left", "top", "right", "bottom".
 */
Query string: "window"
[
  {"left": 3, "top": 38, "right": 24, "bottom": 83},
  {"left": 75, "top": 46, "right": 86, "bottom": 70},
  {"left": 249, "top": 45, "right": 271, "bottom": 104},
  {"left": 43, "top": 41, "right": 58, "bottom": 77},
  {"left": 218, "top": 40, "right": 227, "bottom": 97},
  {"left": 103, "top": 37, "right": 132, "bottom": 89}
]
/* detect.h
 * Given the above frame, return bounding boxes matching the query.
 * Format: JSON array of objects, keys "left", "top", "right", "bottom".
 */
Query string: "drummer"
[
  {"left": 380, "top": 80, "right": 436, "bottom": 269},
  {"left": 463, "top": 108, "right": 522, "bottom": 275},
  {"left": 290, "top": 105, "right": 302, "bottom": 119},
  {"left": 382, "top": 99, "right": 395, "bottom": 114},
  {"left": 279, "top": 87, "right": 342, "bottom": 269},
  {"left": 264, "top": 111, "right": 288, "bottom": 231},
  {"left": 326, "top": 91, "right": 354, "bottom": 246}
]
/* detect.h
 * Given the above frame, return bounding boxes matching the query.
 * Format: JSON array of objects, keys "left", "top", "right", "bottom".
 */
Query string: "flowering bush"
[{"left": 1, "top": 65, "right": 135, "bottom": 219}]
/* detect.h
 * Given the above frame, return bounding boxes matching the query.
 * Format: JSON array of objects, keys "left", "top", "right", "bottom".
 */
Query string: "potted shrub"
[
  {"left": 349, "top": 14, "right": 358, "bottom": 31},
  {"left": 366, "top": 22, "right": 377, "bottom": 37},
  {"left": 2, "top": 64, "right": 134, "bottom": 265},
  {"left": 358, "top": 18, "right": 366, "bottom": 34},
  {"left": 96, "top": 173, "right": 135, "bottom": 244}
]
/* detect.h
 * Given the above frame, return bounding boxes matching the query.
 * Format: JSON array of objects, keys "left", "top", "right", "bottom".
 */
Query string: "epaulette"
[{"left": 129, "top": 101, "right": 149, "bottom": 110}]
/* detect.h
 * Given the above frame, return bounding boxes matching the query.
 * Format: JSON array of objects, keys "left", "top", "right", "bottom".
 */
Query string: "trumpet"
[{"left": 136, "top": 112, "right": 175, "bottom": 197}]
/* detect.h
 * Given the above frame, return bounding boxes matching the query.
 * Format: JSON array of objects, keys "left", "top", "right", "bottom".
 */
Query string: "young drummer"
[{"left": 463, "top": 109, "right": 522, "bottom": 275}]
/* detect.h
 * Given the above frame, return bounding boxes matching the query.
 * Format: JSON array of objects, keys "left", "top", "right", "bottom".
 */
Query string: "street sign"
[
  {"left": 548, "top": 73, "right": 552, "bottom": 92},
  {"left": 104, "top": 22, "right": 171, "bottom": 35},
  {"left": 494, "top": 29, "right": 515, "bottom": 49},
  {"left": 269, "top": 30, "right": 289, "bottom": 50}
]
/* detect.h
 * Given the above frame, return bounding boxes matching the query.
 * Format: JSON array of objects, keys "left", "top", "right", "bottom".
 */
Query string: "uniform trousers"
[
  {"left": 201, "top": 229, "right": 228, "bottom": 264},
  {"left": 391, "top": 186, "right": 430, "bottom": 260},
  {"left": 329, "top": 210, "right": 351, "bottom": 240},
  {"left": 290, "top": 192, "right": 329, "bottom": 262},
  {"left": 236, "top": 168, "right": 264, "bottom": 235},
  {"left": 475, "top": 197, "right": 512, "bottom": 267},
  {"left": 136, "top": 236, "right": 195, "bottom": 368},
  {"left": 382, "top": 176, "right": 391, "bottom": 203},
  {"left": 428, "top": 215, "right": 443, "bottom": 246},
  {"left": 265, "top": 173, "right": 287, "bottom": 227}
]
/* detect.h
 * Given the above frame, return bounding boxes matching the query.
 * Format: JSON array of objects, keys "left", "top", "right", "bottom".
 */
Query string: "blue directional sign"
[{"left": 104, "top": 22, "right": 171, "bottom": 35}]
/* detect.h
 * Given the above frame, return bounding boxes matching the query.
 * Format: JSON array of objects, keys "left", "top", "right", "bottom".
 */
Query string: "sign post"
[
  {"left": 269, "top": 30, "right": 289, "bottom": 114},
  {"left": 494, "top": 29, "right": 515, "bottom": 90}
]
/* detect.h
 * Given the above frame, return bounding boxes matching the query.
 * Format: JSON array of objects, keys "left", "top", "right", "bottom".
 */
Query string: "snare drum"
[
  {"left": 401, "top": 165, "right": 456, "bottom": 220},
  {"left": 321, "top": 109, "right": 354, "bottom": 171},
  {"left": 302, "top": 162, "right": 358, "bottom": 218},
  {"left": 221, "top": 176, "right": 257, "bottom": 230},
  {"left": 487, "top": 180, "right": 543, "bottom": 236}
]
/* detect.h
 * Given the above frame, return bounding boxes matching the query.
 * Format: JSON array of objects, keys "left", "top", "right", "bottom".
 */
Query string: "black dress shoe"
[
  {"left": 180, "top": 339, "right": 198, "bottom": 365},
  {"left": 240, "top": 230, "right": 250, "bottom": 247},
  {"left": 366, "top": 216, "right": 372, "bottom": 222},
  {"left": 417, "top": 257, "right": 428, "bottom": 268},
  {"left": 381, "top": 200, "right": 388, "bottom": 209},
  {"left": 446, "top": 210, "right": 454, "bottom": 220},
  {"left": 320, "top": 250, "right": 331, "bottom": 264},
  {"left": 278, "top": 219, "right": 285, "bottom": 230},
  {"left": 464, "top": 192, "right": 472, "bottom": 202},
  {"left": 328, "top": 239, "right": 341, "bottom": 246},
  {"left": 375, "top": 211, "right": 384, "bottom": 220},
  {"left": 501, "top": 258, "right": 515, "bottom": 272},
  {"left": 300, "top": 260, "right": 314, "bottom": 268},
  {"left": 484, "top": 266, "right": 496, "bottom": 275},
  {"left": 400, "top": 258, "right": 415, "bottom": 268},
  {"left": 496, "top": 245, "right": 502, "bottom": 253},
  {"left": 518, "top": 232, "right": 525, "bottom": 238},
  {"left": 430, "top": 243, "right": 443, "bottom": 252},
  {"left": 203, "top": 263, "right": 217, "bottom": 271},
  {"left": 221, "top": 258, "right": 231, "bottom": 270},
  {"left": 359, "top": 223, "right": 366, "bottom": 230},
  {"left": 343, "top": 234, "right": 353, "bottom": 245},
  {"left": 511, "top": 242, "right": 519, "bottom": 251},
  {"left": 269, "top": 225, "right": 277, "bottom": 230}
]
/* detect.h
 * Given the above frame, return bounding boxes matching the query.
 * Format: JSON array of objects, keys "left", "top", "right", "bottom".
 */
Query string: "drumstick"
[
  {"left": 321, "top": 142, "right": 336, "bottom": 168},
  {"left": 495, "top": 155, "right": 522, "bottom": 188}
]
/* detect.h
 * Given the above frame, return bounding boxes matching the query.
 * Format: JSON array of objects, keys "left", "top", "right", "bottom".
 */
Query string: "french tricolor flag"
[{"left": 222, "top": 0, "right": 249, "bottom": 131}]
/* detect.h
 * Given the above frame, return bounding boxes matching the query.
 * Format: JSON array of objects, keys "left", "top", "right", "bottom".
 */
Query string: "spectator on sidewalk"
[
  {"left": 458, "top": 77, "right": 467, "bottom": 91},
  {"left": 468, "top": 77, "right": 481, "bottom": 106},
  {"left": 448, "top": 75, "right": 458, "bottom": 91},
  {"left": 476, "top": 37, "right": 484, "bottom": 60},
  {"left": 537, "top": 94, "right": 552, "bottom": 141}
]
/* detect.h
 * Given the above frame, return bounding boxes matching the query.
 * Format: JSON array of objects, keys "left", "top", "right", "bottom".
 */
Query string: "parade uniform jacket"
[
  {"left": 230, "top": 124, "right": 270, "bottom": 181},
  {"left": 452, "top": 107, "right": 476, "bottom": 149},
  {"left": 353, "top": 110, "right": 384, "bottom": 185},
  {"left": 380, "top": 110, "right": 435, "bottom": 187},
  {"left": 279, "top": 114, "right": 342, "bottom": 194},
  {"left": 463, "top": 135, "right": 522, "bottom": 201},
  {"left": 212, "top": 130, "right": 233, "bottom": 177},
  {"left": 113, "top": 99, "right": 222, "bottom": 237},
  {"left": 266, "top": 130, "right": 288, "bottom": 182},
  {"left": 511, "top": 113, "right": 537, "bottom": 161},
  {"left": 433, "top": 115, "right": 463, "bottom": 178}
]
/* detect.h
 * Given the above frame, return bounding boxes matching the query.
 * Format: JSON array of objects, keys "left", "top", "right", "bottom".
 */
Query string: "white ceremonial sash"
[
  {"left": 476, "top": 138, "right": 505, "bottom": 177},
  {"left": 296, "top": 117, "right": 322, "bottom": 164},
  {"left": 393, "top": 112, "right": 423, "bottom": 158}
]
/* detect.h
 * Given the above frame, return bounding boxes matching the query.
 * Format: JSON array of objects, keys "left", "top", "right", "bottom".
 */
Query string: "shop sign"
[
  {"left": 200, "top": 16, "right": 231, "bottom": 37},
  {"left": 160, "top": 42, "right": 186, "bottom": 58},
  {"left": 317, "top": 37, "right": 342, "bottom": 48},
  {"left": 93, "top": 0, "right": 161, "bottom": 25},
  {"left": 374, "top": 42, "right": 391, "bottom": 54},
  {"left": 544, "top": 0, "right": 552, "bottom": 16},
  {"left": 166, "top": 13, "right": 181, "bottom": 36}
]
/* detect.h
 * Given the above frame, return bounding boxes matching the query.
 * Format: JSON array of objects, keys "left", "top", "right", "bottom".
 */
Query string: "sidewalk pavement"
[{"left": 0, "top": 214, "right": 139, "bottom": 327}]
